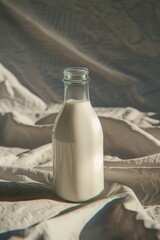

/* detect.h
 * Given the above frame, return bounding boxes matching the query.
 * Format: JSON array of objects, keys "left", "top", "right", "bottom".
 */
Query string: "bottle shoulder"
[{"left": 53, "top": 101, "right": 103, "bottom": 143}]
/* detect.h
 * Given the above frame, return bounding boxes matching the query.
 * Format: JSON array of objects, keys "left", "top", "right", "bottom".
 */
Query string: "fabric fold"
[{"left": 0, "top": 64, "right": 160, "bottom": 239}]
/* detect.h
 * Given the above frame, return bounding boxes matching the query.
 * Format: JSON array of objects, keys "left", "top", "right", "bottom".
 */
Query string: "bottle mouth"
[{"left": 63, "top": 67, "right": 90, "bottom": 83}]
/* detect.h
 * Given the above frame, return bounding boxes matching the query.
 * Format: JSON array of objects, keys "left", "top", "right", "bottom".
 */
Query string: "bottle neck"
[
  {"left": 63, "top": 67, "right": 90, "bottom": 102},
  {"left": 64, "top": 82, "right": 89, "bottom": 102}
]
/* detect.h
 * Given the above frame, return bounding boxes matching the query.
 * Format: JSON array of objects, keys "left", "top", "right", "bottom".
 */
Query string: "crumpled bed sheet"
[{"left": 0, "top": 64, "right": 160, "bottom": 240}]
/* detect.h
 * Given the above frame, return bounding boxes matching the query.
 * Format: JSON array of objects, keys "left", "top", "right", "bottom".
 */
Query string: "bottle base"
[{"left": 54, "top": 188, "right": 105, "bottom": 203}]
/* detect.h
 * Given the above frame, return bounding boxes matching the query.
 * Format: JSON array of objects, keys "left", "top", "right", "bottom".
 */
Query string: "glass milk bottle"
[{"left": 52, "top": 67, "right": 104, "bottom": 202}]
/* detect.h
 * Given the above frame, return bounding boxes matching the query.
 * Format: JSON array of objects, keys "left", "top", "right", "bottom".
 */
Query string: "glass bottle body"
[{"left": 52, "top": 68, "right": 104, "bottom": 202}]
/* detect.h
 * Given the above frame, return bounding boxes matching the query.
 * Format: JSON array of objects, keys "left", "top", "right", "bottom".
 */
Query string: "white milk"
[{"left": 52, "top": 100, "right": 104, "bottom": 202}]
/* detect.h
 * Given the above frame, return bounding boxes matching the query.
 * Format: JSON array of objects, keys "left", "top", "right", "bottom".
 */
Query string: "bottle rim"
[{"left": 63, "top": 67, "right": 90, "bottom": 83}]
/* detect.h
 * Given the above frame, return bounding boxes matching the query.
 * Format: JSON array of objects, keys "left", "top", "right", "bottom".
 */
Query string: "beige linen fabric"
[{"left": 0, "top": 64, "right": 160, "bottom": 239}]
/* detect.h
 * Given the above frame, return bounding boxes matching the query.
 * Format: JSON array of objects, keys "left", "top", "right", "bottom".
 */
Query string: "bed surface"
[{"left": 0, "top": 64, "right": 160, "bottom": 239}]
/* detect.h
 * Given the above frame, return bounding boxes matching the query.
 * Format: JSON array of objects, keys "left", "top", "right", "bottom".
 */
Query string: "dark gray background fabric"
[{"left": 0, "top": 0, "right": 160, "bottom": 111}]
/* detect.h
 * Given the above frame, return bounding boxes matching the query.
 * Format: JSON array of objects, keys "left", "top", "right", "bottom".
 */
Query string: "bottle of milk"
[{"left": 52, "top": 67, "right": 104, "bottom": 202}]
